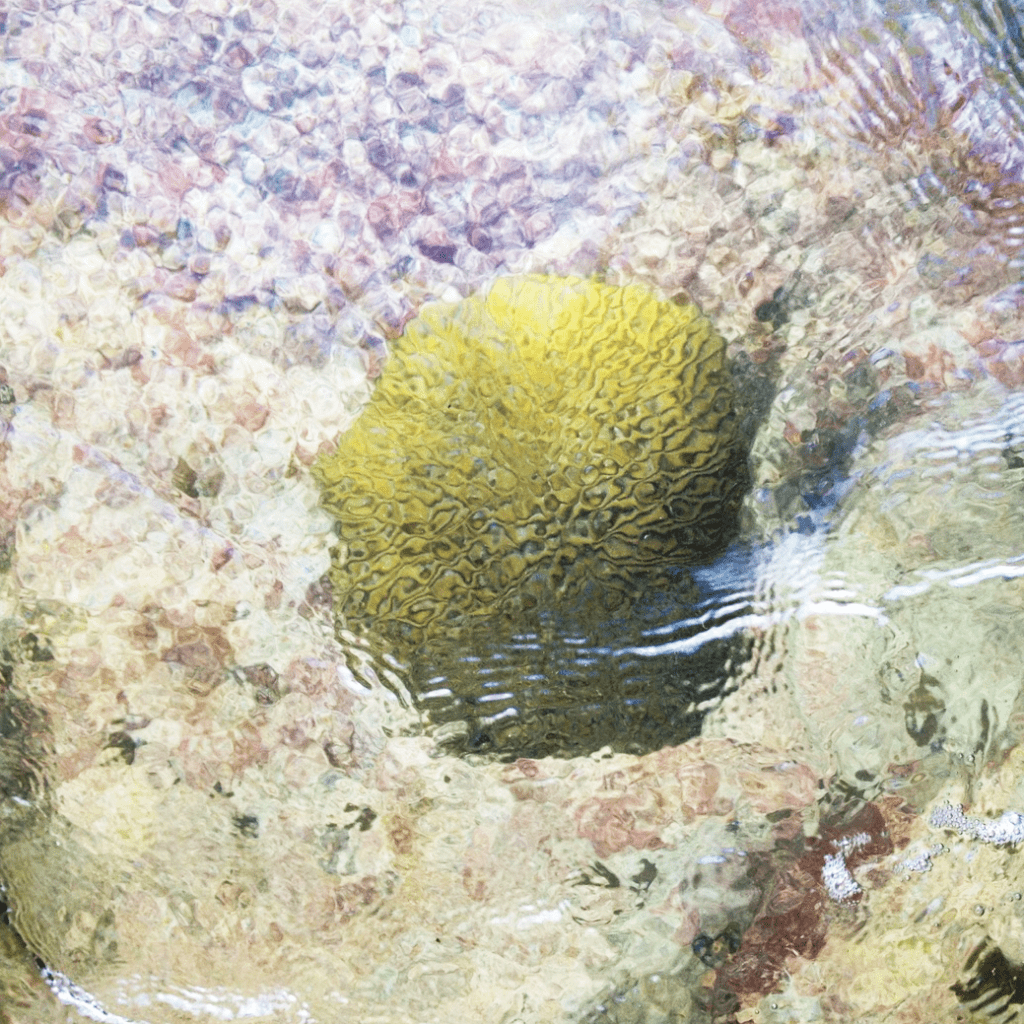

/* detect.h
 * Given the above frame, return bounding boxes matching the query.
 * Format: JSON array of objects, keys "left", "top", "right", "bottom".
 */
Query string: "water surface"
[{"left": 1, "top": 0, "right": 1024, "bottom": 1022}]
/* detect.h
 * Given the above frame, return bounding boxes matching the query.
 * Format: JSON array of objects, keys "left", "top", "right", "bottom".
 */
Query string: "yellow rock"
[{"left": 316, "top": 275, "right": 745, "bottom": 648}]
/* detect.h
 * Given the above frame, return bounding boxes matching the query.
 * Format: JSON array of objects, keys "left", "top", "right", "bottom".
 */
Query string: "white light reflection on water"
[
  {"left": 44, "top": 969, "right": 316, "bottom": 1024},
  {"left": 621, "top": 531, "right": 887, "bottom": 662}
]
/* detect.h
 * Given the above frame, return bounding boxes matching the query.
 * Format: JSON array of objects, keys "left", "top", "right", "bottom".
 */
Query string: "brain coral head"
[{"left": 316, "top": 274, "right": 747, "bottom": 646}]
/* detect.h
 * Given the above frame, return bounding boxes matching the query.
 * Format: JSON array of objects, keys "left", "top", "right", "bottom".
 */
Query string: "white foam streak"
[
  {"left": 44, "top": 969, "right": 144, "bottom": 1024},
  {"left": 884, "top": 552, "right": 1024, "bottom": 601}
]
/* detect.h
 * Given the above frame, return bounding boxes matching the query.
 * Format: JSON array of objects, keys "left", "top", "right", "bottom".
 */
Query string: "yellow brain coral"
[{"left": 316, "top": 275, "right": 746, "bottom": 646}]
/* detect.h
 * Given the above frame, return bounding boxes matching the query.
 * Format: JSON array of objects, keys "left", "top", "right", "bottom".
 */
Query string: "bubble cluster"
[{"left": 930, "top": 803, "right": 1024, "bottom": 845}]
